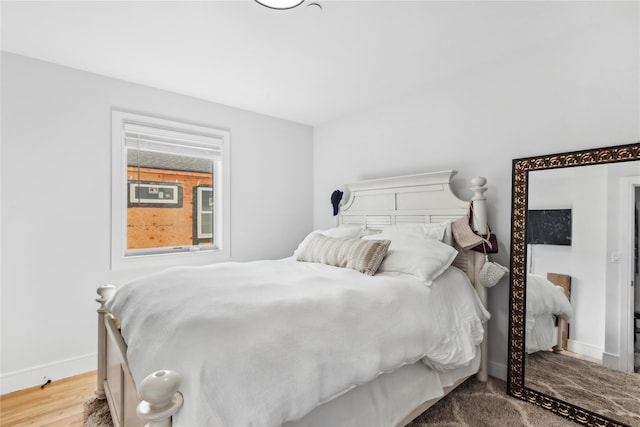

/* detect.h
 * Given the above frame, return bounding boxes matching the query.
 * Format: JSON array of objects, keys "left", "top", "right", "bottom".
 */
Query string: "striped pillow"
[{"left": 295, "top": 232, "right": 391, "bottom": 276}]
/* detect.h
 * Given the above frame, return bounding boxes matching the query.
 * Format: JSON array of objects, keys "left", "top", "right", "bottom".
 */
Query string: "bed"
[
  {"left": 94, "top": 170, "right": 493, "bottom": 427},
  {"left": 525, "top": 273, "right": 573, "bottom": 354}
]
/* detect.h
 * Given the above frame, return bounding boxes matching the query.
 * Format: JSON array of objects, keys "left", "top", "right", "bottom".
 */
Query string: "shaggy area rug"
[
  {"left": 407, "top": 376, "right": 575, "bottom": 427},
  {"left": 525, "top": 351, "right": 640, "bottom": 427},
  {"left": 83, "top": 397, "right": 114, "bottom": 427},
  {"left": 84, "top": 376, "right": 580, "bottom": 427}
]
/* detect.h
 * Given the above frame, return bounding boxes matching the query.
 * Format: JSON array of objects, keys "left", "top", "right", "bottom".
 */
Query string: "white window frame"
[
  {"left": 195, "top": 185, "right": 214, "bottom": 239},
  {"left": 111, "top": 111, "right": 231, "bottom": 270}
]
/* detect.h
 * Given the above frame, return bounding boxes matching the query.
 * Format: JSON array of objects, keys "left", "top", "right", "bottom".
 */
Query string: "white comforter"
[
  {"left": 106, "top": 259, "right": 489, "bottom": 427},
  {"left": 526, "top": 274, "right": 573, "bottom": 353}
]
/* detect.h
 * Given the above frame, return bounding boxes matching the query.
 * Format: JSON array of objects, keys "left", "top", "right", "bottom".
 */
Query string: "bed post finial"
[
  {"left": 470, "top": 176, "right": 488, "bottom": 235},
  {"left": 95, "top": 284, "right": 116, "bottom": 399},
  {"left": 137, "top": 370, "right": 184, "bottom": 427}
]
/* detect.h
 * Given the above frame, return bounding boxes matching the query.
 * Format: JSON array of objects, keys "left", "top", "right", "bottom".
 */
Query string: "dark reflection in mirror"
[{"left": 508, "top": 143, "right": 640, "bottom": 427}]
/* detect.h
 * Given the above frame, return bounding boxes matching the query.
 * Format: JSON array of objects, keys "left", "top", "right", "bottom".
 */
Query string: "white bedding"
[
  {"left": 106, "top": 259, "right": 489, "bottom": 427},
  {"left": 285, "top": 350, "right": 481, "bottom": 427},
  {"left": 526, "top": 274, "right": 573, "bottom": 353}
]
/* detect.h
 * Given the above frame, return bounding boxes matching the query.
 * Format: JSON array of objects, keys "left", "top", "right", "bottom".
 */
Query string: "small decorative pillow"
[
  {"left": 296, "top": 232, "right": 391, "bottom": 276},
  {"left": 362, "top": 231, "right": 458, "bottom": 285}
]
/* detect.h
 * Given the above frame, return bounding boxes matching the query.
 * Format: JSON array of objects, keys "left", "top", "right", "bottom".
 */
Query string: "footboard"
[
  {"left": 96, "top": 285, "right": 182, "bottom": 427},
  {"left": 106, "top": 315, "right": 144, "bottom": 427}
]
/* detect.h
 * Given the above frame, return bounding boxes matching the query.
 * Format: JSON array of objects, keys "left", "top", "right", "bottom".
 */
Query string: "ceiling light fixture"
[{"left": 255, "top": 0, "right": 305, "bottom": 10}]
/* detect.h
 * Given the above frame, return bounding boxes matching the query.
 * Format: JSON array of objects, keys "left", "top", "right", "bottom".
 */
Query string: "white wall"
[
  {"left": 603, "top": 161, "right": 640, "bottom": 370},
  {"left": 526, "top": 167, "right": 573, "bottom": 279},
  {"left": 636, "top": 188, "right": 640, "bottom": 356},
  {"left": 313, "top": 3, "right": 639, "bottom": 379},
  {"left": 528, "top": 165, "right": 608, "bottom": 361},
  {"left": 636, "top": 187, "right": 640, "bottom": 311},
  {"left": 0, "top": 52, "right": 314, "bottom": 393}
]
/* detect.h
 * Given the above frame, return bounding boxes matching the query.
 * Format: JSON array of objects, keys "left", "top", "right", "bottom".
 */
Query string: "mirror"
[{"left": 507, "top": 143, "right": 640, "bottom": 427}]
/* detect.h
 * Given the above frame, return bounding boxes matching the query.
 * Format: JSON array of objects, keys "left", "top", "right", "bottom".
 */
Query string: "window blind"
[{"left": 124, "top": 122, "right": 223, "bottom": 159}]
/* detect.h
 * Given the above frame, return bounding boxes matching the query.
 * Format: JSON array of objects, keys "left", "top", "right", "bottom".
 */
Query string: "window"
[{"left": 112, "top": 111, "right": 230, "bottom": 269}]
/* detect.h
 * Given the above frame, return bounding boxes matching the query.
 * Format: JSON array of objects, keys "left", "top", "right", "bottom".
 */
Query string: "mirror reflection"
[{"left": 523, "top": 160, "right": 640, "bottom": 425}]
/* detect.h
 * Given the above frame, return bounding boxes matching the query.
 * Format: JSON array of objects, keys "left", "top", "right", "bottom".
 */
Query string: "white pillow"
[
  {"left": 358, "top": 228, "right": 382, "bottom": 237},
  {"left": 437, "top": 221, "right": 454, "bottom": 246},
  {"left": 382, "top": 221, "right": 453, "bottom": 245},
  {"left": 321, "top": 224, "right": 364, "bottom": 239},
  {"left": 362, "top": 231, "right": 458, "bottom": 285},
  {"left": 294, "top": 225, "right": 364, "bottom": 256}
]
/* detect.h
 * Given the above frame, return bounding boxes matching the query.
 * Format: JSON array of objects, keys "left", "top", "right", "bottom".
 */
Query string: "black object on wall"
[
  {"left": 331, "top": 190, "right": 343, "bottom": 216},
  {"left": 526, "top": 209, "right": 572, "bottom": 246}
]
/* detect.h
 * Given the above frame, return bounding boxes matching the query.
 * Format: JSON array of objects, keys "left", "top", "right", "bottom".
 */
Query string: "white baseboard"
[
  {"left": 602, "top": 351, "right": 620, "bottom": 370},
  {"left": 567, "top": 339, "right": 603, "bottom": 362},
  {"left": 488, "top": 360, "right": 507, "bottom": 381},
  {"left": 0, "top": 353, "right": 97, "bottom": 395}
]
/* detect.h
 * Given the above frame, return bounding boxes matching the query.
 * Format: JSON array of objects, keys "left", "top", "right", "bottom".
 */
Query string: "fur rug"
[
  {"left": 83, "top": 397, "right": 114, "bottom": 427},
  {"left": 525, "top": 351, "right": 640, "bottom": 426},
  {"left": 84, "top": 376, "right": 579, "bottom": 427},
  {"left": 407, "top": 377, "right": 575, "bottom": 427}
]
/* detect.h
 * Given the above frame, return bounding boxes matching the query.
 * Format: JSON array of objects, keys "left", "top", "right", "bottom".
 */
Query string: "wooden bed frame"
[{"left": 95, "top": 170, "right": 491, "bottom": 427}]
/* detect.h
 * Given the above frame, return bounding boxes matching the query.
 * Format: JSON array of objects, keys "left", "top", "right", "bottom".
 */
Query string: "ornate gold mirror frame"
[{"left": 507, "top": 142, "right": 640, "bottom": 427}]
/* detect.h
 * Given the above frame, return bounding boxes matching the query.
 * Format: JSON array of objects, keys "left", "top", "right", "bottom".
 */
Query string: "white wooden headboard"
[
  {"left": 337, "top": 170, "right": 489, "bottom": 248},
  {"left": 338, "top": 170, "right": 488, "bottom": 227}
]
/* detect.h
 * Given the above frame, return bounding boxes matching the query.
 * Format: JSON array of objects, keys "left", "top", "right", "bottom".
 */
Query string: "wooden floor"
[{"left": 0, "top": 371, "right": 96, "bottom": 427}]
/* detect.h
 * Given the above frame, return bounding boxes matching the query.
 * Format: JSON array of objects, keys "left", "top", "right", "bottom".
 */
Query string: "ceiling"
[{"left": 1, "top": 1, "right": 611, "bottom": 126}]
